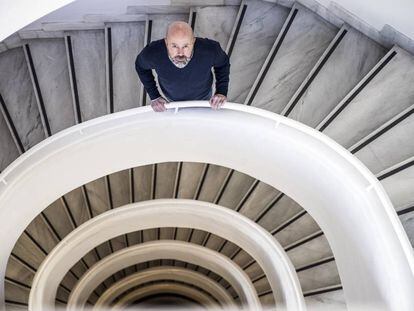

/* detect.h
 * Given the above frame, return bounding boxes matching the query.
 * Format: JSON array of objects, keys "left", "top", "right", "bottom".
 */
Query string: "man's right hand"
[{"left": 151, "top": 97, "right": 168, "bottom": 112}]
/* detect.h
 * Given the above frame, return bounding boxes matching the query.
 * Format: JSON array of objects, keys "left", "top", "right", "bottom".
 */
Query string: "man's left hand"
[{"left": 209, "top": 94, "right": 227, "bottom": 110}]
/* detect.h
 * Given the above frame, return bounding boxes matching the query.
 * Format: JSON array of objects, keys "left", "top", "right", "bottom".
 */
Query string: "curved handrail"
[
  {"left": 30, "top": 200, "right": 301, "bottom": 310},
  {"left": 1, "top": 101, "right": 414, "bottom": 310}
]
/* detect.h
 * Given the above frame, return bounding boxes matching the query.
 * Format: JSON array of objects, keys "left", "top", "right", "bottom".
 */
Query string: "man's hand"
[
  {"left": 151, "top": 97, "right": 168, "bottom": 112},
  {"left": 209, "top": 94, "right": 226, "bottom": 110}
]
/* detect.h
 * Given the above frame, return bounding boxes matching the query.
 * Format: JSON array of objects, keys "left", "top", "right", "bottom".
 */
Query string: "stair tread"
[
  {"left": 193, "top": 5, "right": 239, "bottom": 50},
  {"left": 287, "top": 26, "right": 386, "bottom": 128},
  {"left": 250, "top": 4, "right": 338, "bottom": 113},
  {"left": 0, "top": 114, "right": 19, "bottom": 171},
  {"left": 27, "top": 38, "right": 75, "bottom": 134},
  {"left": 0, "top": 48, "right": 45, "bottom": 151},
  {"left": 381, "top": 164, "right": 414, "bottom": 212},
  {"left": 323, "top": 46, "right": 414, "bottom": 149},
  {"left": 110, "top": 22, "right": 146, "bottom": 112},
  {"left": 355, "top": 107, "right": 414, "bottom": 174},
  {"left": 227, "top": 0, "right": 290, "bottom": 103},
  {"left": 67, "top": 30, "right": 107, "bottom": 122}
]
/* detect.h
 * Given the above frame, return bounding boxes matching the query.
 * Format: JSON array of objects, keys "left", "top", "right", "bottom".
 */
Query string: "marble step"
[
  {"left": 285, "top": 25, "right": 386, "bottom": 127},
  {"left": 126, "top": 0, "right": 241, "bottom": 14},
  {"left": 398, "top": 210, "right": 414, "bottom": 247},
  {"left": 305, "top": 289, "right": 346, "bottom": 310},
  {"left": 378, "top": 159, "right": 414, "bottom": 247},
  {"left": 192, "top": 4, "right": 240, "bottom": 50},
  {"left": 227, "top": 0, "right": 290, "bottom": 103},
  {"left": 0, "top": 48, "right": 46, "bottom": 151},
  {"left": 25, "top": 38, "right": 75, "bottom": 135},
  {"left": 380, "top": 160, "right": 414, "bottom": 214},
  {"left": 107, "top": 22, "right": 146, "bottom": 112},
  {"left": 65, "top": 29, "right": 107, "bottom": 122},
  {"left": 320, "top": 46, "right": 414, "bottom": 149},
  {"left": 18, "top": 30, "right": 65, "bottom": 40},
  {"left": 0, "top": 112, "right": 19, "bottom": 171},
  {"left": 42, "top": 22, "right": 105, "bottom": 32},
  {"left": 253, "top": 261, "right": 341, "bottom": 296},
  {"left": 232, "top": 230, "right": 336, "bottom": 290},
  {"left": 247, "top": 3, "right": 338, "bottom": 113},
  {"left": 353, "top": 103, "right": 414, "bottom": 175}
]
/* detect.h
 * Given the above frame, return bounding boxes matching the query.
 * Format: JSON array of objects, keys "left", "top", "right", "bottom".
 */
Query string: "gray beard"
[{"left": 169, "top": 49, "right": 194, "bottom": 68}]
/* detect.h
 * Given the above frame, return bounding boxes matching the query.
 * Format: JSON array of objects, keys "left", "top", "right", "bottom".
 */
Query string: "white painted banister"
[{"left": 0, "top": 102, "right": 413, "bottom": 310}]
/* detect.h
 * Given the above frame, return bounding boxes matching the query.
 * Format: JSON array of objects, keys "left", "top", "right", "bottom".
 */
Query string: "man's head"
[{"left": 165, "top": 21, "right": 195, "bottom": 68}]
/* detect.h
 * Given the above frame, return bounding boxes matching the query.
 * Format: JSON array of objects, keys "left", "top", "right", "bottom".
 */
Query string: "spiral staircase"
[{"left": 1, "top": 0, "right": 414, "bottom": 310}]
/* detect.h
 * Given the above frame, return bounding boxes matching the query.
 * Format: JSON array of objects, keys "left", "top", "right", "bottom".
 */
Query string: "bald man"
[{"left": 135, "top": 21, "right": 230, "bottom": 112}]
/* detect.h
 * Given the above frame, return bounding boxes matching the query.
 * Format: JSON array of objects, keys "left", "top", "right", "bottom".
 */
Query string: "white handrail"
[{"left": 1, "top": 102, "right": 413, "bottom": 310}]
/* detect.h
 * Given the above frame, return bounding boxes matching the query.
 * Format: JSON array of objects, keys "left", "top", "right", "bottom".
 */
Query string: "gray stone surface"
[
  {"left": 67, "top": 30, "right": 107, "bottom": 121},
  {"left": 133, "top": 165, "right": 156, "bottom": 243},
  {"left": 274, "top": 212, "right": 319, "bottom": 247},
  {"left": 5, "top": 282, "right": 29, "bottom": 304},
  {"left": 323, "top": 46, "right": 414, "bottom": 149},
  {"left": 400, "top": 212, "right": 414, "bottom": 247},
  {"left": 218, "top": 170, "right": 255, "bottom": 209},
  {"left": 354, "top": 109, "right": 414, "bottom": 175},
  {"left": 6, "top": 256, "right": 33, "bottom": 286},
  {"left": 174, "top": 162, "right": 206, "bottom": 240},
  {"left": 28, "top": 38, "right": 75, "bottom": 134},
  {"left": 0, "top": 113, "right": 19, "bottom": 171},
  {"left": 155, "top": 162, "right": 179, "bottom": 239},
  {"left": 254, "top": 276, "right": 271, "bottom": 294},
  {"left": 110, "top": 22, "right": 146, "bottom": 112},
  {"left": 287, "top": 234, "right": 333, "bottom": 268},
  {"left": 193, "top": 5, "right": 239, "bottom": 49},
  {"left": 259, "top": 292, "right": 275, "bottom": 307},
  {"left": 227, "top": 0, "right": 290, "bottom": 103},
  {"left": 238, "top": 182, "right": 281, "bottom": 220},
  {"left": 257, "top": 195, "right": 303, "bottom": 231},
  {"left": 0, "top": 48, "right": 45, "bottom": 150},
  {"left": 250, "top": 4, "right": 337, "bottom": 113},
  {"left": 297, "top": 261, "right": 341, "bottom": 292},
  {"left": 305, "top": 289, "right": 346, "bottom": 310},
  {"left": 381, "top": 164, "right": 414, "bottom": 211},
  {"left": 288, "top": 26, "right": 385, "bottom": 128}
]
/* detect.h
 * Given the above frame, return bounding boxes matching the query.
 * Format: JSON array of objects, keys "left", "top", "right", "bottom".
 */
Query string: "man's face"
[{"left": 165, "top": 34, "right": 195, "bottom": 68}]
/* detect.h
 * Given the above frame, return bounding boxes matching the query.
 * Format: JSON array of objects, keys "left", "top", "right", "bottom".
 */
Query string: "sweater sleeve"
[
  {"left": 135, "top": 47, "right": 161, "bottom": 100},
  {"left": 213, "top": 42, "right": 230, "bottom": 96}
]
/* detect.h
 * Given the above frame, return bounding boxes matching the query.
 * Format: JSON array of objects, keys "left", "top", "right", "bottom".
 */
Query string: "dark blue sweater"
[{"left": 135, "top": 37, "right": 230, "bottom": 101}]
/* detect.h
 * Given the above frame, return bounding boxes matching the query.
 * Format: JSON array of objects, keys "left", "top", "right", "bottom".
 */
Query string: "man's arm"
[
  {"left": 213, "top": 42, "right": 230, "bottom": 97},
  {"left": 135, "top": 48, "right": 162, "bottom": 100}
]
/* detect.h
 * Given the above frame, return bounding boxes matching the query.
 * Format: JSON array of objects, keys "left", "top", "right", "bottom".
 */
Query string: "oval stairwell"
[{"left": 1, "top": 1, "right": 414, "bottom": 310}]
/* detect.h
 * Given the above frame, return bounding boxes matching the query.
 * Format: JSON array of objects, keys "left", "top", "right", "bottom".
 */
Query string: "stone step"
[
  {"left": 305, "top": 289, "right": 346, "bottom": 310},
  {"left": 107, "top": 22, "right": 146, "bottom": 112},
  {"left": 0, "top": 110, "right": 19, "bottom": 172},
  {"left": 0, "top": 48, "right": 45, "bottom": 151},
  {"left": 64, "top": 29, "right": 107, "bottom": 122},
  {"left": 353, "top": 103, "right": 414, "bottom": 174},
  {"left": 247, "top": 3, "right": 338, "bottom": 113},
  {"left": 227, "top": 0, "right": 290, "bottom": 103},
  {"left": 285, "top": 25, "right": 386, "bottom": 127},
  {"left": 320, "top": 46, "right": 414, "bottom": 149},
  {"left": 380, "top": 158, "right": 414, "bottom": 215},
  {"left": 25, "top": 38, "right": 75, "bottom": 135},
  {"left": 192, "top": 4, "right": 239, "bottom": 50}
]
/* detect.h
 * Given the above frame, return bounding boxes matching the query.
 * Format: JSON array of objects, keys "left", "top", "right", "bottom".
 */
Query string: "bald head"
[
  {"left": 166, "top": 21, "right": 194, "bottom": 41},
  {"left": 165, "top": 21, "right": 195, "bottom": 68}
]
